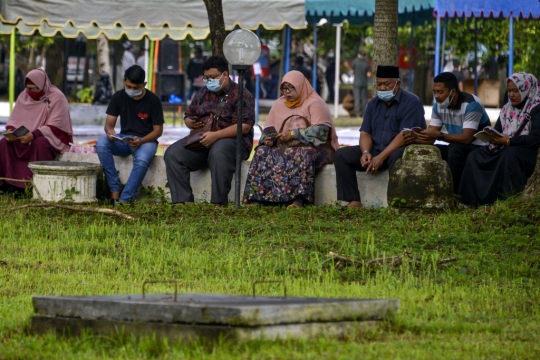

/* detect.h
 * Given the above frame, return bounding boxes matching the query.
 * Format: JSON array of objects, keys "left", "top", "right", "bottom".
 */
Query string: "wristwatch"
[
  {"left": 362, "top": 149, "right": 371, "bottom": 155},
  {"left": 437, "top": 132, "right": 445, "bottom": 141}
]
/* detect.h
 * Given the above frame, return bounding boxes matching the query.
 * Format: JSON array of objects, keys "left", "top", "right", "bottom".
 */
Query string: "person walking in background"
[
  {"left": 290, "top": 56, "right": 312, "bottom": 84},
  {"left": 92, "top": 71, "right": 113, "bottom": 105},
  {"left": 452, "top": 60, "right": 464, "bottom": 91},
  {"left": 325, "top": 50, "right": 336, "bottom": 102},
  {"left": 136, "top": 48, "right": 146, "bottom": 69},
  {"left": 186, "top": 47, "right": 206, "bottom": 99},
  {"left": 351, "top": 51, "right": 371, "bottom": 117},
  {"left": 96, "top": 65, "right": 164, "bottom": 206},
  {"left": 121, "top": 41, "right": 136, "bottom": 77}
]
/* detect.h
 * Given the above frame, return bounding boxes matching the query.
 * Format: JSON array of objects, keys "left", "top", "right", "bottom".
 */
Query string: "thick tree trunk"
[
  {"left": 523, "top": 152, "right": 540, "bottom": 201},
  {"left": 372, "top": 0, "right": 398, "bottom": 95},
  {"left": 96, "top": 35, "right": 111, "bottom": 76},
  {"left": 202, "top": 0, "right": 226, "bottom": 55}
]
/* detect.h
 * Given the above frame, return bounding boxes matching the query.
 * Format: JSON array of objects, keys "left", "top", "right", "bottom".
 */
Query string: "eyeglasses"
[
  {"left": 26, "top": 86, "right": 40, "bottom": 92},
  {"left": 507, "top": 88, "right": 520, "bottom": 94},
  {"left": 281, "top": 85, "right": 295, "bottom": 93},
  {"left": 202, "top": 73, "right": 223, "bottom": 82}
]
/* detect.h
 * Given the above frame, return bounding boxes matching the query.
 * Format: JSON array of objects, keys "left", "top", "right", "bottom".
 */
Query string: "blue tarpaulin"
[
  {"left": 305, "top": 0, "right": 436, "bottom": 25},
  {"left": 432, "top": 0, "right": 540, "bottom": 78},
  {"left": 433, "top": 0, "right": 540, "bottom": 19}
]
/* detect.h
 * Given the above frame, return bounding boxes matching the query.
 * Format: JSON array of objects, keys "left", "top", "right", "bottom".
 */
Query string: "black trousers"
[
  {"left": 164, "top": 137, "right": 249, "bottom": 205},
  {"left": 334, "top": 145, "right": 407, "bottom": 202},
  {"left": 436, "top": 143, "right": 481, "bottom": 194}
]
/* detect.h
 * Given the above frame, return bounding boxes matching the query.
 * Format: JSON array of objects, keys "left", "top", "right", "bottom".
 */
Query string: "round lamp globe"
[{"left": 223, "top": 29, "right": 261, "bottom": 66}]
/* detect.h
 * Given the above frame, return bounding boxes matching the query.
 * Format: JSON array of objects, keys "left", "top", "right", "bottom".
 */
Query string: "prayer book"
[
  {"left": 111, "top": 134, "right": 136, "bottom": 142},
  {"left": 262, "top": 126, "right": 278, "bottom": 137},
  {"left": 2, "top": 125, "right": 30, "bottom": 140},
  {"left": 474, "top": 126, "right": 503, "bottom": 143},
  {"left": 257, "top": 124, "right": 278, "bottom": 137},
  {"left": 402, "top": 127, "right": 423, "bottom": 136}
]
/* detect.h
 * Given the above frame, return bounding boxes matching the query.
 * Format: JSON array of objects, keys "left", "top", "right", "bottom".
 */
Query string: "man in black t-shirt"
[{"left": 96, "top": 65, "right": 164, "bottom": 205}]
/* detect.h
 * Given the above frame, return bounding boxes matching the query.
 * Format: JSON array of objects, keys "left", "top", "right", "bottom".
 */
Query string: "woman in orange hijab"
[
  {"left": 244, "top": 70, "right": 339, "bottom": 208},
  {"left": 0, "top": 69, "right": 73, "bottom": 193}
]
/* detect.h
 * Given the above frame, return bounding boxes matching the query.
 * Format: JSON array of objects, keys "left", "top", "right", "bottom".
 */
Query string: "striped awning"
[{"left": 0, "top": 0, "right": 306, "bottom": 40}]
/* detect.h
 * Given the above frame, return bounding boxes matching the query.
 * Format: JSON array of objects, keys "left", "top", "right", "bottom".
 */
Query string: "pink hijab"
[
  {"left": 265, "top": 70, "right": 339, "bottom": 150},
  {"left": 7, "top": 69, "right": 73, "bottom": 153}
]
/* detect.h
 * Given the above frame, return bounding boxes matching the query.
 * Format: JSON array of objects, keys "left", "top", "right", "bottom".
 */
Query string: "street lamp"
[{"left": 223, "top": 29, "right": 261, "bottom": 209}]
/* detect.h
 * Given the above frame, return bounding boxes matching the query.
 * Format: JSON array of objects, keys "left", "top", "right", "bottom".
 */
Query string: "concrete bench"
[{"left": 57, "top": 152, "right": 389, "bottom": 207}]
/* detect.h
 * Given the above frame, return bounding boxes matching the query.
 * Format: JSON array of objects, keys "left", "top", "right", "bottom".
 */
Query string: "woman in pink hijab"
[
  {"left": 244, "top": 70, "right": 339, "bottom": 208},
  {"left": 0, "top": 69, "right": 73, "bottom": 193}
]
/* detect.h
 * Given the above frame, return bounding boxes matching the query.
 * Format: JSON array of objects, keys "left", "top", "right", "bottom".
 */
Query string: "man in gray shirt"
[{"left": 351, "top": 52, "right": 371, "bottom": 117}]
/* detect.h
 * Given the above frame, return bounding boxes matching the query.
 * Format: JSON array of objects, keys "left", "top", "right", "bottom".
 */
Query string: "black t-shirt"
[{"left": 106, "top": 89, "right": 164, "bottom": 137}]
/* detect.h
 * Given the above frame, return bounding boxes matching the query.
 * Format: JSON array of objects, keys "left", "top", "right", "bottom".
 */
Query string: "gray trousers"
[
  {"left": 353, "top": 86, "right": 367, "bottom": 117},
  {"left": 164, "top": 137, "right": 248, "bottom": 204}
]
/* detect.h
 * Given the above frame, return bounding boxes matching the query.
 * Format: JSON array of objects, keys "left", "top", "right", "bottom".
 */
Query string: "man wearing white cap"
[{"left": 121, "top": 41, "right": 136, "bottom": 78}]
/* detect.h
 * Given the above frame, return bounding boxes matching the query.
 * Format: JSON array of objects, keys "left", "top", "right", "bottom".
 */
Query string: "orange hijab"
[
  {"left": 265, "top": 70, "right": 339, "bottom": 150},
  {"left": 7, "top": 69, "right": 73, "bottom": 153}
]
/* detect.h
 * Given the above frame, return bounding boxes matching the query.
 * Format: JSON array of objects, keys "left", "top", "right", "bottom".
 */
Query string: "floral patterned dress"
[{"left": 243, "top": 125, "right": 333, "bottom": 204}]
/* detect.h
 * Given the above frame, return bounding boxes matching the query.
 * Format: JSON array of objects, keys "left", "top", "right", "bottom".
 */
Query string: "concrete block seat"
[{"left": 57, "top": 152, "right": 389, "bottom": 207}]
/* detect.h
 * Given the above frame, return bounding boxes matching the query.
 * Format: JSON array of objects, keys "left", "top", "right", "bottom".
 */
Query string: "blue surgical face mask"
[
  {"left": 125, "top": 88, "right": 143, "bottom": 98},
  {"left": 377, "top": 80, "right": 398, "bottom": 102},
  {"left": 205, "top": 73, "right": 224, "bottom": 92}
]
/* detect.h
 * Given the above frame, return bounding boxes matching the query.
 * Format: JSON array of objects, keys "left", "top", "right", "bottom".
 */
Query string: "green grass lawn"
[{"left": 0, "top": 194, "right": 539, "bottom": 359}]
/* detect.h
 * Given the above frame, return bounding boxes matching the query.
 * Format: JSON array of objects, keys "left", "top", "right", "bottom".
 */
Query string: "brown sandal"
[{"left": 287, "top": 203, "right": 301, "bottom": 210}]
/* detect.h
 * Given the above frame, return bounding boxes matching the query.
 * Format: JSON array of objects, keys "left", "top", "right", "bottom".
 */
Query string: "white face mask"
[
  {"left": 125, "top": 88, "right": 143, "bottom": 98},
  {"left": 437, "top": 90, "right": 454, "bottom": 110}
]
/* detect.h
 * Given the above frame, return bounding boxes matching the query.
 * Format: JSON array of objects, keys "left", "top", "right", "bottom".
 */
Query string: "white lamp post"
[{"left": 223, "top": 29, "right": 261, "bottom": 209}]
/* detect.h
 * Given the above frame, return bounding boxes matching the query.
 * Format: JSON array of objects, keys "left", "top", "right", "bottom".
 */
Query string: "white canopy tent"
[
  {"left": 0, "top": 0, "right": 306, "bottom": 39},
  {"left": 0, "top": 0, "right": 307, "bottom": 109}
]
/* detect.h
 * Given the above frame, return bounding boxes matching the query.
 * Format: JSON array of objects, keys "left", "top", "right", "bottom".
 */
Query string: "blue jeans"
[{"left": 96, "top": 135, "right": 157, "bottom": 202}]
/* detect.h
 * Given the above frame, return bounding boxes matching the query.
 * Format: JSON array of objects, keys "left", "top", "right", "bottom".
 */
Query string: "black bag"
[{"left": 184, "top": 94, "right": 228, "bottom": 150}]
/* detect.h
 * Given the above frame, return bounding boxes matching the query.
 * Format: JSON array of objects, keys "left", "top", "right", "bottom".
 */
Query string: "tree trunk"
[
  {"left": 202, "top": 0, "right": 226, "bottom": 55},
  {"left": 96, "top": 35, "right": 111, "bottom": 76},
  {"left": 26, "top": 38, "right": 36, "bottom": 73},
  {"left": 45, "top": 38, "right": 65, "bottom": 88},
  {"left": 83, "top": 41, "right": 91, "bottom": 88},
  {"left": 523, "top": 152, "right": 540, "bottom": 201},
  {"left": 372, "top": 0, "right": 398, "bottom": 95}
]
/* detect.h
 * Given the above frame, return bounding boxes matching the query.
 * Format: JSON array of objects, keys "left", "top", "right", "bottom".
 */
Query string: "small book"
[
  {"left": 262, "top": 126, "right": 278, "bottom": 137},
  {"left": 111, "top": 134, "right": 136, "bottom": 142},
  {"left": 474, "top": 126, "right": 503, "bottom": 143},
  {"left": 2, "top": 125, "right": 30, "bottom": 140},
  {"left": 402, "top": 127, "right": 423, "bottom": 136}
]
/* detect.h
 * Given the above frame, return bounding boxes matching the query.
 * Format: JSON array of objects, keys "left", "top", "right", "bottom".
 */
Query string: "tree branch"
[{"left": 7, "top": 203, "right": 135, "bottom": 220}]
